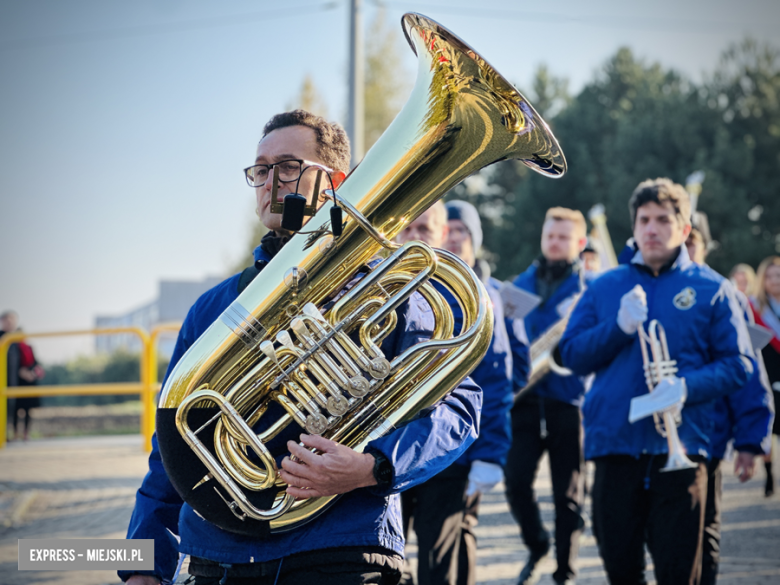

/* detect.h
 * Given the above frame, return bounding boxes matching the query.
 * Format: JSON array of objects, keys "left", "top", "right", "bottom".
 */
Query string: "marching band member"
[
  {"left": 120, "top": 111, "right": 483, "bottom": 585},
  {"left": 685, "top": 229, "right": 774, "bottom": 585},
  {"left": 580, "top": 238, "right": 602, "bottom": 277},
  {"left": 396, "top": 200, "right": 514, "bottom": 585},
  {"left": 560, "top": 178, "right": 754, "bottom": 584},
  {"left": 504, "top": 207, "right": 587, "bottom": 585}
]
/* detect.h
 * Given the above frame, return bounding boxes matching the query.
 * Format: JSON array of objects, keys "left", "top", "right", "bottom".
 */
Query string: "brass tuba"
[{"left": 156, "top": 12, "right": 566, "bottom": 536}]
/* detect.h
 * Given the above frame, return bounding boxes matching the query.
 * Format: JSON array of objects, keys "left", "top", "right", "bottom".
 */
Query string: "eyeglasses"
[
  {"left": 448, "top": 224, "right": 470, "bottom": 237},
  {"left": 243, "top": 159, "right": 333, "bottom": 188}
]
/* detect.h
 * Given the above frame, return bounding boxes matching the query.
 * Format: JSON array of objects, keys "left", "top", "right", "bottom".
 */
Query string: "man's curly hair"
[
  {"left": 262, "top": 110, "right": 351, "bottom": 174},
  {"left": 628, "top": 177, "right": 691, "bottom": 227}
]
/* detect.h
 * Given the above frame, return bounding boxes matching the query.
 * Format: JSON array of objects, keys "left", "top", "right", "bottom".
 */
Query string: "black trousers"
[
  {"left": 400, "top": 463, "right": 474, "bottom": 585},
  {"left": 11, "top": 396, "right": 40, "bottom": 434},
  {"left": 457, "top": 491, "right": 480, "bottom": 585},
  {"left": 701, "top": 458, "right": 722, "bottom": 585},
  {"left": 591, "top": 455, "right": 707, "bottom": 585},
  {"left": 189, "top": 547, "right": 403, "bottom": 585},
  {"left": 504, "top": 396, "right": 584, "bottom": 582}
]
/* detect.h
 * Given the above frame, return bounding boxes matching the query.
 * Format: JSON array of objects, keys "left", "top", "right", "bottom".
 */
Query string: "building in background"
[{"left": 95, "top": 277, "right": 223, "bottom": 357}]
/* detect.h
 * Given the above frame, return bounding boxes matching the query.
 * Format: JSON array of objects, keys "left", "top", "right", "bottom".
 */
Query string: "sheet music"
[
  {"left": 499, "top": 281, "right": 541, "bottom": 321},
  {"left": 747, "top": 323, "right": 774, "bottom": 352}
]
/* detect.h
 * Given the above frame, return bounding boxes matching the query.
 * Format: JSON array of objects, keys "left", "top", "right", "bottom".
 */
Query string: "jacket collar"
[
  {"left": 630, "top": 245, "right": 691, "bottom": 275},
  {"left": 472, "top": 258, "right": 492, "bottom": 285},
  {"left": 516, "top": 258, "right": 583, "bottom": 304},
  {"left": 535, "top": 255, "right": 579, "bottom": 281},
  {"left": 253, "top": 231, "right": 290, "bottom": 267}
]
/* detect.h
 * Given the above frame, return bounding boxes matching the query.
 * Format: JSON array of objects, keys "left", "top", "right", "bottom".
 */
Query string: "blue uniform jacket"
[
  {"left": 709, "top": 288, "right": 775, "bottom": 458},
  {"left": 613, "top": 254, "right": 774, "bottom": 459},
  {"left": 120, "top": 246, "right": 482, "bottom": 584},
  {"left": 441, "top": 276, "right": 513, "bottom": 468},
  {"left": 507, "top": 317, "right": 531, "bottom": 396},
  {"left": 560, "top": 247, "right": 754, "bottom": 460},
  {"left": 511, "top": 263, "right": 586, "bottom": 406}
]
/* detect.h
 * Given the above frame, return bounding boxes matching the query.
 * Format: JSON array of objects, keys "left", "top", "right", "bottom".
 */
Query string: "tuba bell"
[{"left": 155, "top": 12, "right": 566, "bottom": 536}]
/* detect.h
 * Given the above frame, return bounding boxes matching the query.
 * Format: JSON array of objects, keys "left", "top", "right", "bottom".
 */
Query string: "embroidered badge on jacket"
[{"left": 673, "top": 287, "right": 697, "bottom": 310}]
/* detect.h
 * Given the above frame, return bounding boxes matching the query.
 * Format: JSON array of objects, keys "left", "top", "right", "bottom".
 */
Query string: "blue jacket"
[
  {"left": 709, "top": 288, "right": 775, "bottom": 458},
  {"left": 616, "top": 238, "right": 638, "bottom": 266},
  {"left": 440, "top": 273, "right": 513, "bottom": 468},
  {"left": 560, "top": 247, "right": 754, "bottom": 460},
  {"left": 612, "top": 253, "right": 774, "bottom": 459},
  {"left": 120, "top": 245, "right": 482, "bottom": 583},
  {"left": 511, "top": 262, "right": 586, "bottom": 406}
]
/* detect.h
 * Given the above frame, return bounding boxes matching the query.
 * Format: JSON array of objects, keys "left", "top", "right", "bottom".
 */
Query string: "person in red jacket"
[
  {"left": 1, "top": 310, "right": 44, "bottom": 441},
  {"left": 749, "top": 256, "right": 780, "bottom": 497}
]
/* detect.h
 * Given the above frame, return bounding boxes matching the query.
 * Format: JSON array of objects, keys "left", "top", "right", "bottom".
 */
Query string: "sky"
[{"left": 1, "top": 0, "right": 779, "bottom": 363}]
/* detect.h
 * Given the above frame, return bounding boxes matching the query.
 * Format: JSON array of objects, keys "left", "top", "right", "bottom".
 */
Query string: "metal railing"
[{"left": 0, "top": 324, "right": 181, "bottom": 452}]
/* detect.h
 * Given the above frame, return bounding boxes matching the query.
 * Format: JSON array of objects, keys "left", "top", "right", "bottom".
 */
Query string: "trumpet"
[{"left": 637, "top": 320, "right": 697, "bottom": 472}]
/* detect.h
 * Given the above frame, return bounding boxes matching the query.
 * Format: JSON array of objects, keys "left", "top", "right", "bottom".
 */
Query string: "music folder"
[{"left": 499, "top": 282, "right": 541, "bottom": 321}]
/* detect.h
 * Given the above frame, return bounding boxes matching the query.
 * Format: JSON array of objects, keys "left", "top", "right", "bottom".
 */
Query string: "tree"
[
  {"left": 527, "top": 63, "right": 571, "bottom": 119},
  {"left": 285, "top": 74, "right": 329, "bottom": 118},
  {"left": 42, "top": 349, "right": 170, "bottom": 406},
  {"left": 696, "top": 39, "right": 780, "bottom": 273}
]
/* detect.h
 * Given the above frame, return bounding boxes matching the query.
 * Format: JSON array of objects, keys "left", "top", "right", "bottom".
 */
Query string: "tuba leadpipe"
[{"left": 155, "top": 12, "right": 567, "bottom": 535}]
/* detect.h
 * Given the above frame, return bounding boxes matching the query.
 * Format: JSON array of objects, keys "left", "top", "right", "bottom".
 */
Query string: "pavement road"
[{"left": 1, "top": 435, "right": 779, "bottom": 585}]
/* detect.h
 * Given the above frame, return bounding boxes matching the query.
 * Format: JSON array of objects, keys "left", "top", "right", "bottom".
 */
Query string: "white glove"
[
  {"left": 466, "top": 461, "right": 504, "bottom": 496},
  {"left": 659, "top": 376, "right": 686, "bottom": 426},
  {"left": 660, "top": 375, "right": 686, "bottom": 401},
  {"left": 629, "top": 375, "right": 687, "bottom": 423},
  {"left": 617, "top": 285, "right": 648, "bottom": 335}
]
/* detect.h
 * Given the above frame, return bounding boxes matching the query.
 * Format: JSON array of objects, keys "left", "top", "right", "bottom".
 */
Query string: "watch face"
[{"left": 373, "top": 452, "right": 393, "bottom": 486}]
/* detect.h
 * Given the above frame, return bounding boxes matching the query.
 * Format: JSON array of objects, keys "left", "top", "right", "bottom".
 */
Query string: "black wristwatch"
[{"left": 371, "top": 450, "right": 393, "bottom": 489}]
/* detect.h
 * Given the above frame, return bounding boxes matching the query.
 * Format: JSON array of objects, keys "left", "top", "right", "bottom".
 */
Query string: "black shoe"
[
  {"left": 766, "top": 472, "right": 775, "bottom": 497},
  {"left": 517, "top": 543, "right": 550, "bottom": 585}
]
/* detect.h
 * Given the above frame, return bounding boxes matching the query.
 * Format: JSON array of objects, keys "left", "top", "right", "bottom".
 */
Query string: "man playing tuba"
[
  {"left": 559, "top": 178, "right": 755, "bottom": 584},
  {"left": 120, "top": 110, "right": 483, "bottom": 585}
]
